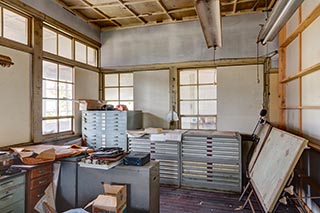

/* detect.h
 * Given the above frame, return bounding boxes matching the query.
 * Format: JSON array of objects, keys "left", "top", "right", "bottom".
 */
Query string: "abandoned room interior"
[{"left": 0, "top": 0, "right": 320, "bottom": 212}]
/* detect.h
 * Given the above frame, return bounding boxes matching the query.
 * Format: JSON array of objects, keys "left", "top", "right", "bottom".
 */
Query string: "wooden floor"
[{"left": 160, "top": 185, "right": 299, "bottom": 213}]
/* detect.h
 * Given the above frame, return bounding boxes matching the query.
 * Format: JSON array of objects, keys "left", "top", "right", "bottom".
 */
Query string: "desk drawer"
[
  {"left": 0, "top": 184, "right": 24, "bottom": 208},
  {"left": 30, "top": 164, "right": 52, "bottom": 179},
  {"left": 0, "top": 199, "right": 24, "bottom": 213},
  {"left": 0, "top": 175, "right": 25, "bottom": 191},
  {"left": 30, "top": 174, "right": 52, "bottom": 190},
  {"left": 29, "top": 185, "right": 47, "bottom": 212}
]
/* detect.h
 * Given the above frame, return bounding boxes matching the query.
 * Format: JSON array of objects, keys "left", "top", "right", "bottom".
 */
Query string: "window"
[
  {"left": 75, "top": 40, "right": 98, "bottom": 67},
  {"left": 42, "top": 60, "right": 74, "bottom": 135},
  {"left": 2, "top": 8, "right": 29, "bottom": 45},
  {"left": 104, "top": 73, "right": 134, "bottom": 110},
  {"left": 179, "top": 68, "right": 217, "bottom": 129}
]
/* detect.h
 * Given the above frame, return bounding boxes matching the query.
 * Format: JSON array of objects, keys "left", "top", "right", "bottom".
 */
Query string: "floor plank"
[{"left": 160, "top": 185, "right": 298, "bottom": 213}]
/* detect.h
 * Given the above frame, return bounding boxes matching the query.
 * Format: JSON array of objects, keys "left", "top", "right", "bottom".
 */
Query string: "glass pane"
[
  {"left": 106, "top": 101, "right": 119, "bottom": 108},
  {"left": 43, "top": 61, "right": 58, "bottom": 80},
  {"left": 59, "top": 83, "right": 73, "bottom": 99},
  {"left": 59, "top": 118, "right": 72, "bottom": 132},
  {"left": 43, "top": 80, "right": 57, "bottom": 98},
  {"left": 42, "top": 119, "right": 58, "bottom": 135},
  {"left": 59, "top": 100, "right": 73, "bottom": 116},
  {"left": 199, "top": 85, "right": 217, "bottom": 99},
  {"left": 180, "top": 86, "right": 197, "bottom": 100},
  {"left": 75, "top": 41, "right": 87, "bottom": 63},
  {"left": 43, "top": 27, "right": 57, "bottom": 54},
  {"left": 180, "top": 70, "right": 197, "bottom": 85},
  {"left": 59, "top": 65, "right": 73, "bottom": 82},
  {"left": 58, "top": 34, "right": 72, "bottom": 59},
  {"left": 199, "top": 100, "right": 217, "bottom": 115},
  {"left": 120, "top": 73, "right": 133, "bottom": 86},
  {"left": 180, "top": 101, "right": 197, "bottom": 115},
  {"left": 120, "top": 87, "right": 133, "bottom": 100},
  {"left": 43, "top": 99, "right": 57, "bottom": 117},
  {"left": 3, "top": 9, "right": 28, "bottom": 44},
  {"left": 88, "top": 46, "right": 97, "bottom": 66},
  {"left": 105, "top": 74, "right": 118, "bottom": 86},
  {"left": 105, "top": 88, "right": 118, "bottom": 100},
  {"left": 199, "top": 69, "right": 217, "bottom": 84},
  {"left": 181, "top": 117, "right": 197, "bottom": 129},
  {"left": 199, "top": 117, "right": 217, "bottom": 130},
  {"left": 120, "top": 101, "right": 134, "bottom": 110}
]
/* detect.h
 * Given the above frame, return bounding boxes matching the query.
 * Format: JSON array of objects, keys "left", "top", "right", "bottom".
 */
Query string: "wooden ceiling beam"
[
  {"left": 88, "top": 11, "right": 166, "bottom": 22},
  {"left": 268, "top": 0, "right": 277, "bottom": 9},
  {"left": 68, "top": 0, "right": 156, "bottom": 9},
  {"left": 116, "top": 0, "right": 147, "bottom": 24},
  {"left": 156, "top": 0, "right": 173, "bottom": 21},
  {"left": 80, "top": 0, "right": 122, "bottom": 27},
  {"left": 168, "top": 7, "right": 195, "bottom": 14},
  {"left": 233, "top": 0, "right": 239, "bottom": 13}
]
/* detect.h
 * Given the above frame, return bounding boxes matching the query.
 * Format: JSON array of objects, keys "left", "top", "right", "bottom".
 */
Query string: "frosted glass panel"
[
  {"left": 75, "top": 41, "right": 87, "bottom": 63},
  {"left": 286, "top": 38, "right": 299, "bottom": 77},
  {"left": 302, "top": 70, "right": 320, "bottom": 106},
  {"left": 43, "top": 99, "right": 57, "bottom": 117},
  {"left": 302, "top": 0, "right": 320, "bottom": 21},
  {"left": 120, "top": 73, "right": 133, "bottom": 86},
  {"left": 199, "top": 69, "right": 217, "bottom": 84},
  {"left": 105, "top": 88, "right": 118, "bottom": 100},
  {"left": 105, "top": 74, "right": 118, "bottom": 86},
  {"left": 302, "top": 17, "right": 320, "bottom": 69},
  {"left": 43, "top": 80, "right": 57, "bottom": 98},
  {"left": 199, "top": 117, "right": 216, "bottom": 130},
  {"left": 120, "top": 87, "right": 133, "bottom": 100},
  {"left": 58, "top": 34, "right": 72, "bottom": 59},
  {"left": 286, "top": 110, "right": 300, "bottom": 135},
  {"left": 59, "top": 65, "right": 73, "bottom": 82},
  {"left": 88, "top": 47, "right": 97, "bottom": 66},
  {"left": 59, "top": 83, "right": 73, "bottom": 99},
  {"left": 180, "top": 70, "right": 197, "bottom": 85},
  {"left": 59, "top": 100, "right": 73, "bottom": 116},
  {"left": 3, "top": 9, "right": 28, "bottom": 45},
  {"left": 59, "top": 118, "right": 72, "bottom": 132},
  {"left": 302, "top": 109, "right": 320, "bottom": 140},
  {"left": 181, "top": 117, "right": 197, "bottom": 129},
  {"left": 180, "top": 86, "right": 197, "bottom": 100},
  {"left": 43, "top": 61, "right": 58, "bottom": 80},
  {"left": 199, "top": 85, "right": 217, "bottom": 99},
  {"left": 286, "top": 9, "right": 299, "bottom": 36},
  {"left": 42, "top": 119, "right": 58, "bottom": 135},
  {"left": 180, "top": 101, "right": 197, "bottom": 115},
  {"left": 43, "top": 27, "right": 57, "bottom": 54},
  {"left": 199, "top": 100, "right": 217, "bottom": 115},
  {"left": 286, "top": 80, "right": 299, "bottom": 106}
]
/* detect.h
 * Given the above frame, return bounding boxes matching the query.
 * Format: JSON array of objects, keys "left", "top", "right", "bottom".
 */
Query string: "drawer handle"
[
  {"left": 38, "top": 179, "right": 48, "bottom": 185},
  {"left": 37, "top": 192, "right": 45, "bottom": 198},
  {"left": 0, "top": 193, "right": 13, "bottom": 201},
  {"left": 0, "top": 181, "right": 13, "bottom": 186},
  {"left": 38, "top": 169, "right": 48, "bottom": 174}
]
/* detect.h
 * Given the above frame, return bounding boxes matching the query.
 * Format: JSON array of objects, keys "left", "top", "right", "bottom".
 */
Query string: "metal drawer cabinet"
[{"left": 0, "top": 172, "right": 26, "bottom": 213}]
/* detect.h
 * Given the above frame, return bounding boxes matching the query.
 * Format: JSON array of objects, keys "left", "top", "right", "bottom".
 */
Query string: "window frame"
[
  {"left": 42, "top": 59, "right": 75, "bottom": 137},
  {"left": 178, "top": 68, "right": 218, "bottom": 130}
]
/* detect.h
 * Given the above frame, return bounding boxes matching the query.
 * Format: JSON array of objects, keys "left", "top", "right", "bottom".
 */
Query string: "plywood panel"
[
  {"left": 286, "top": 109, "right": 300, "bottom": 135},
  {"left": 302, "top": 109, "right": 320, "bottom": 144},
  {"left": 217, "top": 65, "right": 263, "bottom": 134},
  {"left": 134, "top": 70, "right": 170, "bottom": 129},
  {"left": 286, "top": 79, "right": 299, "bottom": 106},
  {"left": 0, "top": 46, "right": 31, "bottom": 146},
  {"left": 302, "top": 17, "right": 320, "bottom": 70},
  {"left": 302, "top": 0, "right": 320, "bottom": 21},
  {"left": 302, "top": 70, "right": 320, "bottom": 106},
  {"left": 250, "top": 128, "right": 308, "bottom": 212},
  {"left": 269, "top": 73, "right": 279, "bottom": 126},
  {"left": 74, "top": 67, "right": 99, "bottom": 135},
  {"left": 286, "top": 9, "right": 300, "bottom": 36},
  {"left": 286, "top": 37, "right": 299, "bottom": 77}
]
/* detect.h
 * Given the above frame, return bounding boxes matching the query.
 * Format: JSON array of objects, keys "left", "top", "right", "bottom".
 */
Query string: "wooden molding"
[{"left": 280, "top": 63, "right": 320, "bottom": 83}]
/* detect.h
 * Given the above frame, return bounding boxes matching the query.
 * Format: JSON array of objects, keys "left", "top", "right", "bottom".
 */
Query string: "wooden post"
[
  {"left": 32, "top": 17, "right": 43, "bottom": 142},
  {"left": 278, "top": 26, "right": 287, "bottom": 129}
]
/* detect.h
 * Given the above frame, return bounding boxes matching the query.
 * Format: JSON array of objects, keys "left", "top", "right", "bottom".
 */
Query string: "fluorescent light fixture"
[
  {"left": 258, "top": 0, "right": 304, "bottom": 45},
  {"left": 195, "top": 0, "right": 222, "bottom": 48}
]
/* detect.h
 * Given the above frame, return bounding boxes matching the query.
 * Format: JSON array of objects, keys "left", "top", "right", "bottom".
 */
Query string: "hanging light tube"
[
  {"left": 258, "top": 0, "right": 304, "bottom": 45},
  {"left": 196, "top": 0, "right": 222, "bottom": 48}
]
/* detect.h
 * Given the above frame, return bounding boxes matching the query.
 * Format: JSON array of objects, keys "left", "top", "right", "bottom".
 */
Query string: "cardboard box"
[
  {"left": 91, "top": 184, "right": 127, "bottom": 213},
  {"left": 79, "top": 100, "right": 107, "bottom": 110}
]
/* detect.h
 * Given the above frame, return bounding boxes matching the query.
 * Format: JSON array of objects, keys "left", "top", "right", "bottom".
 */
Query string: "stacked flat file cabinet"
[{"left": 82, "top": 110, "right": 142, "bottom": 150}]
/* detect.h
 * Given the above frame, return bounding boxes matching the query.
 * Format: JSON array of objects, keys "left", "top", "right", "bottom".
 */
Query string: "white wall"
[
  {"left": 74, "top": 67, "right": 99, "bottom": 135},
  {"left": 134, "top": 70, "right": 170, "bottom": 129},
  {"left": 0, "top": 46, "right": 32, "bottom": 146},
  {"left": 217, "top": 65, "right": 264, "bottom": 134}
]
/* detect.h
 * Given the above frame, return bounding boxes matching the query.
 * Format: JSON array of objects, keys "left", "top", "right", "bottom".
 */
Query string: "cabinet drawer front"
[
  {"left": 30, "top": 174, "right": 52, "bottom": 190},
  {"left": 0, "top": 184, "right": 24, "bottom": 209},
  {"left": 30, "top": 164, "right": 52, "bottom": 179},
  {"left": 0, "top": 199, "right": 25, "bottom": 213},
  {"left": 0, "top": 175, "right": 25, "bottom": 191},
  {"left": 29, "top": 185, "right": 47, "bottom": 212}
]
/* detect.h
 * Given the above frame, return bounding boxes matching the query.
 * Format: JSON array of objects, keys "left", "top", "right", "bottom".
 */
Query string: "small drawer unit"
[{"left": 0, "top": 172, "right": 26, "bottom": 213}]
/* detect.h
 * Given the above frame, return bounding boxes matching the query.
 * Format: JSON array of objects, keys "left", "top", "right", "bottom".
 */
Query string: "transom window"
[
  {"left": 179, "top": 68, "right": 217, "bottom": 130},
  {"left": 75, "top": 40, "right": 98, "bottom": 66},
  {"left": 1, "top": 7, "right": 29, "bottom": 45},
  {"left": 104, "top": 73, "right": 134, "bottom": 110},
  {"left": 42, "top": 60, "right": 74, "bottom": 135}
]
